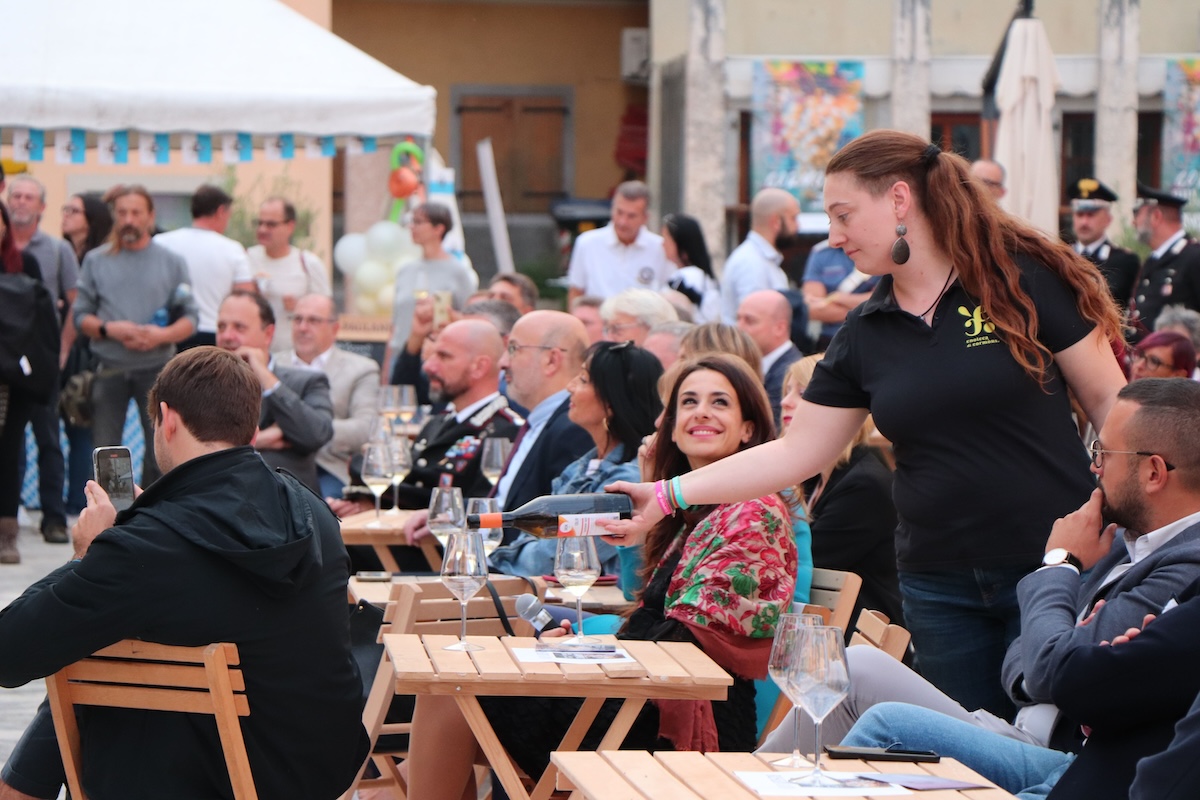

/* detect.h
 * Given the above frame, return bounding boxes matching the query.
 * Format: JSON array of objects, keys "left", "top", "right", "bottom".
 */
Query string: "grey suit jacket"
[
  {"left": 282, "top": 348, "right": 381, "bottom": 486},
  {"left": 259, "top": 364, "right": 334, "bottom": 493},
  {"left": 1002, "top": 521, "right": 1200, "bottom": 705}
]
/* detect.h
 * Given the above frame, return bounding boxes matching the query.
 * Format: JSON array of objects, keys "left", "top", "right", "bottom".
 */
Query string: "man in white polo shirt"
[{"left": 566, "top": 181, "right": 673, "bottom": 302}]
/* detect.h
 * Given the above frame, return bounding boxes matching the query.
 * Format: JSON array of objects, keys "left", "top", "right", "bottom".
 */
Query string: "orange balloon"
[{"left": 389, "top": 166, "right": 420, "bottom": 198}]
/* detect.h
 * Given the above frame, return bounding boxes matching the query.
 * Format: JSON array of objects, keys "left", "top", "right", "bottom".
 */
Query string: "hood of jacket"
[{"left": 118, "top": 446, "right": 329, "bottom": 598}]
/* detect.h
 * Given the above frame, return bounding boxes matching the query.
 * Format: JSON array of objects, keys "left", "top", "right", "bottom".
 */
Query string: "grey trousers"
[{"left": 91, "top": 366, "right": 162, "bottom": 487}]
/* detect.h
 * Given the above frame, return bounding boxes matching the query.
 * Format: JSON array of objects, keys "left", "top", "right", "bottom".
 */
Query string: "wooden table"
[
  {"left": 339, "top": 508, "right": 442, "bottom": 571},
  {"left": 552, "top": 750, "right": 1019, "bottom": 799},
  {"left": 384, "top": 632, "right": 732, "bottom": 800},
  {"left": 543, "top": 583, "right": 633, "bottom": 614}
]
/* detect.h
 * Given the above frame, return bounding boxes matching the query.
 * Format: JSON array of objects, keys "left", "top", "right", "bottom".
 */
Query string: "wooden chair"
[
  {"left": 757, "top": 571, "right": 863, "bottom": 746},
  {"left": 849, "top": 608, "right": 912, "bottom": 662},
  {"left": 343, "top": 575, "right": 546, "bottom": 800},
  {"left": 47, "top": 639, "right": 256, "bottom": 800},
  {"left": 807, "top": 568, "right": 863, "bottom": 635}
]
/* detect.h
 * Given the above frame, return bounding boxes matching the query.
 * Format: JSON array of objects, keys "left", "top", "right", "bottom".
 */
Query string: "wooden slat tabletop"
[{"left": 384, "top": 633, "right": 730, "bottom": 700}]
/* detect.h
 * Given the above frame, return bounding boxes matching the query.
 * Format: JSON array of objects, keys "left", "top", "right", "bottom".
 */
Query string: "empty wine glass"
[
  {"left": 440, "top": 530, "right": 488, "bottom": 651},
  {"left": 427, "top": 486, "right": 466, "bottom": 551},
  {"left": 554, "top": 536, "right": 601, "bottom": 644},
  {"left": 479, "top": 438, "right": 512, "bottom": 486},
  {"left": 767, "top": 613, "right": 826, "bottom": 768},
  {"left": 361, "top": 442, "right": 393, "bottom": 526},
  {"left": 395, "top": 385, "right": 418, "bottom": 427},
  {"left": 379, "top": 386, "right": 402, "bottom": 430},
  {"left": 466, "top": 498, "right": 503, "bottom": 555},
  {"left": 788, "top": 626, "right": 852, "bottom": 787},
  {"left": 387, "top": 437, "right": 412, "bottom": 514}
]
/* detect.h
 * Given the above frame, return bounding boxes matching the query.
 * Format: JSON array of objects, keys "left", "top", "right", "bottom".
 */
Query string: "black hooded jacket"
[{"left": 0, "top": 446, "right": 369, "bottom": 799}]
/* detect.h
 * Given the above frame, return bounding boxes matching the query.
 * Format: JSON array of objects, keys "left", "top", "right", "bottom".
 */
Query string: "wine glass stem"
[
  {"left": 792, "top": 707, "right": 802, "bottom": 766},
  {"left": 460, "top": 599, "right": 468, "bottom": 644},
  {"left": 811, "top": 720, "right": 822, "bottom": 779},
  {"left": 575, "top": 595, "right": 584, "bottom": 639},
  {"left": 374, "top": 494, "right": 381, "bottom": 521},
  {"left": 393, "top": 482, "right": 400, "bottom": 510}
]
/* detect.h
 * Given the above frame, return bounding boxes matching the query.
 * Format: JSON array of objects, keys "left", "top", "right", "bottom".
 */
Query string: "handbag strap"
[{"left": 483, "top": 575, "right": 540, "bottom": 637}]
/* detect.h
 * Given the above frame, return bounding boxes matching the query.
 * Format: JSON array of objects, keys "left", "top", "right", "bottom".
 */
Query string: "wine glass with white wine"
[
  {"left": 554, "top": 536, "right": 601, "bottom": 644},
  {"left": 378, "top": 386, "right": 402, "bottom": 432},
  {"left": 479, "top": 438, "right": 512, "bottom": 486},
  {"left": 440, "top": 530, "right": 488, "bottom": 651},
  {"left": 766, "top": 612, "right": 826, "bottom": 768},
  {"left": 386, "top": 436, "right": 412, "bottom": 514},
  {"left": 427, "top": 486, "right": 466, "bottom": 551},
  {"left": 395, "top": 385, "right": 418, "bottom": 428},
  {"left": 788, "top": 626, "right": 874, "bottom": 788},
  {"left": 361, "top": 442, "right": 393, "bottom": 527}
]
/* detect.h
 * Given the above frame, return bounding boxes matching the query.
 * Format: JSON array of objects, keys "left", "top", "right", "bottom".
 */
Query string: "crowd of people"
[{"left": 0, "top": 126, "right": 1198, "bottom": 799}]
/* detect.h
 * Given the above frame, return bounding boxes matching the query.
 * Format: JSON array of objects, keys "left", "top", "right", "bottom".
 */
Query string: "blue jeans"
[
  {"left": 16, "top": 396, "right": 66, "bottom": 525},
  {"left": 64, "top": 421, "right": 93, "bottom": 515},
  {"left": 316, "top": 466, "right": 344, "bottom": 503},
  {"left": 844, "top": 702, "right": 1073, "bottom": 798},
  {"left": 899, "top": 566, "right": 1030, "bottom": 720}
]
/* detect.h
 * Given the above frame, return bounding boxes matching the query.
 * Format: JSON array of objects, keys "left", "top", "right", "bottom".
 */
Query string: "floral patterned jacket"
[{"left": 662, "top": 494, "right": 797, "bottom": 640}]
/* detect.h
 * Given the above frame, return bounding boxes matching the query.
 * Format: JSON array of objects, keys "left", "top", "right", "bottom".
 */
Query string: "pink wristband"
[{"left": 654, "top": 480, "right": 673, "bottom": 516}]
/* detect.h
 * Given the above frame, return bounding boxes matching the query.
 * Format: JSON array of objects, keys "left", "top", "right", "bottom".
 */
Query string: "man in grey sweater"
[{"left": 74, "top": 186, "right": 197, "bottom": 487}]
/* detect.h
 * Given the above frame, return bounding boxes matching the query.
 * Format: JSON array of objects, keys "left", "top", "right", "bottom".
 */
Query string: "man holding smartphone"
[{"left": 0, "top": 347, "right": 368, "bottom": 800}]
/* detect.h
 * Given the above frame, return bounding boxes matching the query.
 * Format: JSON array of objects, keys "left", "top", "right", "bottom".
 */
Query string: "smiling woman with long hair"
[
  {"left": 605, "top": 129, "right": 1128, "bottom": 720},
  {"left": 405, "top": 354, "right": 797, "bottom": 800}
]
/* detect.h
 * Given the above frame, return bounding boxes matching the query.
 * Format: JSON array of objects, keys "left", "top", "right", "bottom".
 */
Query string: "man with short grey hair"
[
  {"left": 567, "top": 181, "right": 673, "bottom": 302},
  {"left": 7, "top": 175, "right": 80, "bottom": 543},
  {"left": 971, "top": 159, "right": 1007, "bottom": 201}
]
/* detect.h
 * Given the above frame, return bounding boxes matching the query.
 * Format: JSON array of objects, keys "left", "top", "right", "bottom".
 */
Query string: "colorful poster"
[
  {"left": 751, "top": 60, "right": 864, "bottom": 214},
  {"left": 1163, "top": 59, "right": 1200, "bottom": 229}
]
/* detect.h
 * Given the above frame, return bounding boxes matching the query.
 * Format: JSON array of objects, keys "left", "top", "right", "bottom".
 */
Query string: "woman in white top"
[{"left": 663, "top": 213, "right": 721, "bottom": 324}]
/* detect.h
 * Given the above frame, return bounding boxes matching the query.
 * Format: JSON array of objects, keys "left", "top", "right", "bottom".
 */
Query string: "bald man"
[
  {"left": 721, "top": 187, "right": 800, "bottom": 323},
  {"left": 491, "top": 311, "right": 593, "bottom": 527},
  {"left": 737, "top": 290, "right": 802, "bottom": 427},
  {"left": 970, "top": 160, "right": 1006, "bottom": 201}
]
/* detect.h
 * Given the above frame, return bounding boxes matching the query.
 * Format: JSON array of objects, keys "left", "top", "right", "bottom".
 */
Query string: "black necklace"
[{"left": 916, "top": 269, "right": 955, "bottom": 320}]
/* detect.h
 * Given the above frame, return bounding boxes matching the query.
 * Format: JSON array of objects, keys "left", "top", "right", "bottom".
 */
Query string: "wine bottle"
[{"left": 466, "top": 493, "right": 632, "bottom": 537}]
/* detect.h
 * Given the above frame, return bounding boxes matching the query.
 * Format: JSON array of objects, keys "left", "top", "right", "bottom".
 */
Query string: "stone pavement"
[{"left": 0, "top": 511, "right": 74, "bottom": 796}]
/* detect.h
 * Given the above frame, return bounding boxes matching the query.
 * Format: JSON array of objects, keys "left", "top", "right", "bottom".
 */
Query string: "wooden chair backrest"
[
  {"left": 385, "top": 574, "right": 546, "bottom": 638},
  {"left": 808, "top": 568, "right": 862, "bottom": 635},
  {"left": 849, "top": 608, "right": 912, "bottom": 662},
  {"left": 47, "top": 639, "right": 256, "bottom": 800}
]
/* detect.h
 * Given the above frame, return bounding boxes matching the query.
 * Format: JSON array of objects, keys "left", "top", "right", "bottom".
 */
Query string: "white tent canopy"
[{"left": 1, "top": 0, "right": 435, "bottom": 138}]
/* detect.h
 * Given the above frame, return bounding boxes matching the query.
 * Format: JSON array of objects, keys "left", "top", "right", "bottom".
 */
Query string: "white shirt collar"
[
  {"left": 603, "top": 223, "right": 654, "bottom": 249},
  {"left": 1152, "top": 230, "right": 1187, "bottom": 260},
  {"left": 760, "top": 340, "right": 794, "bottom": 377},
  {"left": 451, "top": 391, "right": 501, "bottom": 424},
  {"left": 1123, "top": 508, "right": 1200, "bottom": 565},
  {"left": 746, "top": 231, "right": 783, "bottom": 266}
]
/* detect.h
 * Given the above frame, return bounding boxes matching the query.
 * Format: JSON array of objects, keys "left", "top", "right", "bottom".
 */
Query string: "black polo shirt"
[{"left": 804, "top": 256, "right": 1096, "bottom": 572}]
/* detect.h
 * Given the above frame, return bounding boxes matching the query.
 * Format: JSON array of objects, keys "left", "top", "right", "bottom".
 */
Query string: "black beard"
[
  {"left": 118, "top": 224, "right": 141, "bottom": 244},
  {"left": 774, "top": 231, "right": 803, "bottom": 252}
]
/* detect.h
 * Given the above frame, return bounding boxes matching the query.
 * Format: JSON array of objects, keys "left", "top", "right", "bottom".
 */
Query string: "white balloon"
[
  {"left": 366, "top": 221, "right": 409, "bottom": 261},
  {"left": 355, "top": 292, "right": 380, "bottom": 316},
  {"left": 332, "top": 233, "right": 368, "bottom": 277},
  {"left": 378, "top": 283, "right": 395, "bottom": 312},
  {"left": 354, "top": 259, "right": 390, "bottom": 295}
]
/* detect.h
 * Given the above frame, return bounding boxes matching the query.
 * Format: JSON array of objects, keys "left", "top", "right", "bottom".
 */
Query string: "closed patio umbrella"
[{"left": 994, "top": 18, "right": 1061, "bottom": 235}]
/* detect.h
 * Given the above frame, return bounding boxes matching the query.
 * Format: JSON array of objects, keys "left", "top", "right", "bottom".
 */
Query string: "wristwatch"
[
  {"left": 1042, "top": 548, "right": 1083, "bottom": 571},
  {"left": 98, "top": 322, "right": 108, "bottom": 339}
]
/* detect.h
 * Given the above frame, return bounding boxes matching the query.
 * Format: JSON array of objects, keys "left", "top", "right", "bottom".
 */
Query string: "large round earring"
[{"left": 891, "top": 224, "right": 910, "bottom": 265}]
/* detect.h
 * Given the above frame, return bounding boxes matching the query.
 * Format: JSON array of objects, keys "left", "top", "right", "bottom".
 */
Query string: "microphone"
[{"left": 515, "top": 594, "right": 555, "bottom": 634}]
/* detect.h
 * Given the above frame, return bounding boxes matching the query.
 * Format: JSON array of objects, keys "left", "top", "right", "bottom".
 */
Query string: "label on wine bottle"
[{"left": 558, "top": 513, "right": 619, "bottom": 537}]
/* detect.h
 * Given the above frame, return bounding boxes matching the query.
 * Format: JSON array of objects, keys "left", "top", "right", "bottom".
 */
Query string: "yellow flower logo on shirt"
[{"left": 958, "top": 305, "right": 999, "bottom": 349}]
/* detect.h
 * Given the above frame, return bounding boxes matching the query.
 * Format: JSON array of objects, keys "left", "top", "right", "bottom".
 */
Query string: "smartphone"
[
  {"left": 355, "top": 571, "right": 394, "bottom": 582},
  {"left": 431, "top": 291, "right": 453, "bottom": 329},
  {"left": 93, "top": 446, "right": 135, "bottom": 512},
  {"left": 825, "top": 745, "right": 940, "bottom": 763}
]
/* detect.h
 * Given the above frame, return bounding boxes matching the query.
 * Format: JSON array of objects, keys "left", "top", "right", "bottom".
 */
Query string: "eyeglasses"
[
  {"left": 980, "top": 179, "right": 1004, "bottom": 190},
  {"left": 1131, "top": 349, "right": 1170, "bottom": 371},
  {"left": 61, "top": 206, "right": 83, "bottom": 216},
  {"left": 289, "top": 315, "right": 336, "bottom": 326},
  {"left": 505, "top": 342, "right": 564, "bottom": 357},
  {"left": 601, "top": 321, "right": 646, "bottom": 337},
  {"left": 253, "top": 218, "right": 287, "bottom": 229},
  {"left": 1132, "top": 199, "right": 1158, "bottom": 214},
  {"left": 1089, "top": 439, "right": 1175, "bottom": 471}
]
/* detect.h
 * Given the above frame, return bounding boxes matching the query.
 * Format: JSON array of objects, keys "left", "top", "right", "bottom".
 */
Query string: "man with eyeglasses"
[
  {"left": 282, "top": 294, "right": 380, "bottom": 499},
  {"left": 155, "top": 184, "right": 255, "bottom": 349},
  {"left": 763, "top": 378, "right": 1200, "bottom": 792},
  {"left": 247, "top": 196, "right": 331, "bottom": 354},
  {"left": 720, "top": 187, "right": 801, "bottom": 324},
  {"left": 7, "top": 175, "right": 80, "bottom": 544},
  {"left": 970, "top": 159, "right": 1007, "bottom": 202},
  {"left": 1128, "top": 183, "right": 1200, "bottom": 341}
]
